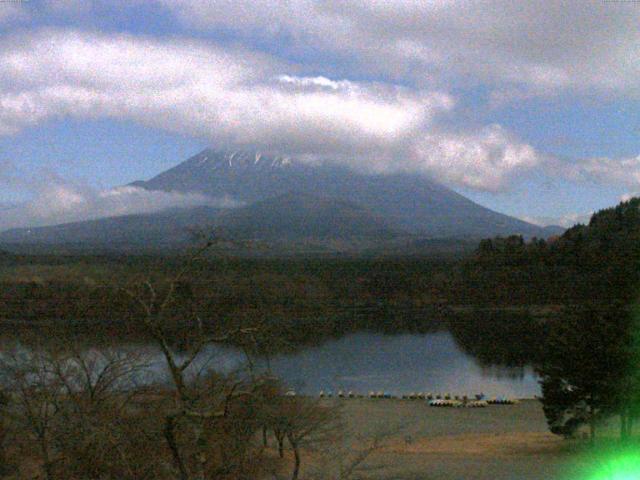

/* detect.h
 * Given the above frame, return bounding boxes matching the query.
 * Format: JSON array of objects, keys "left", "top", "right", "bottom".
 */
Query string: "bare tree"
[
  {"left": 121, "top": 242, "right": 270, "bottom": 480},
  {"left": 48, "top": 341, "right": 159, "bottom": 479},
  {"left": 0, "top": 347, "right": 63, "bottom": 480},
  {"left": 305, "top": 416, "right": 407, "bottom": 480},
  {"left": 0, "top": 240, "right": 334, "bottom": 480},
  {"left": 0, "top": 339, "right": 158, "bottom": 480},
  {"left": 50, "top": 342, "right": 151, "bottom": 413},
  {"left": 263, "top": 396, "right": 338, "bottom": 480}
]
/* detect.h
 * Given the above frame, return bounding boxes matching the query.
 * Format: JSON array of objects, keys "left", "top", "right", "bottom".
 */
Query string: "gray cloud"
[
  {"left": 555, "top": 154, "right": 640, "bottom": 188},
  {"left": 158, "top": 0, "right": 640, "bottom": 96}
]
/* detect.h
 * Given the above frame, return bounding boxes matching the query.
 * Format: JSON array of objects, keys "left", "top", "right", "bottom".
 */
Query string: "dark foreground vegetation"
[
  {"left": 0, "top": 342, "right": 357, "bottom": 480},
  {"left": 0, "top": 251, "right": 455, "bottom": 349}
]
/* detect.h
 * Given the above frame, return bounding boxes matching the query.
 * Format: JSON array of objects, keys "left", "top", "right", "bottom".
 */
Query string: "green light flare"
[{"left": 585, "top": 452, "right": 640, "bottom": 480}]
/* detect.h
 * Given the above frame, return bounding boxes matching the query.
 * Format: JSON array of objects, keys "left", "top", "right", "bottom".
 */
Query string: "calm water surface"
[
  {"left": 4, "top": 330, "right": 540, "bottom": 398},
  {"left": 171, "top": 331, "right": 540, "bottom": 398}
]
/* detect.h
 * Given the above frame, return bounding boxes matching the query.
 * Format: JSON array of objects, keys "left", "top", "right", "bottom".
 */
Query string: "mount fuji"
[{"left": 0, "top": 148, "right": 562, "bottom": 253}]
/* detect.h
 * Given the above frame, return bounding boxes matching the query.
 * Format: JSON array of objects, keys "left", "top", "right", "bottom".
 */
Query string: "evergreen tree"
[{"left": 536, "top": 304, "right": 632, "bottom": 441}]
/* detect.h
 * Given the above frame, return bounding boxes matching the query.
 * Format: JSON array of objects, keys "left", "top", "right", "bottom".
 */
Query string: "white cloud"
[
  {"left": 0, "top": 29, "right": 451, "bottom": 157},
  {"left": 410, "top": 125, "right": 542, "bottom": 192},
  {"left": 157, "top": 0, "right": 640, "bottom": 96},
  {"left": 276, "top": 75, "right": 354, "bottom": 91},
  {"left": 0, "top": 28, "right": 543, "bottom": 193},
  {"left": 0, "top": 161, "right": 238, "bottom": 231},
  {"left": 0, "top": 178, "right": 239, "bottom": 232}
]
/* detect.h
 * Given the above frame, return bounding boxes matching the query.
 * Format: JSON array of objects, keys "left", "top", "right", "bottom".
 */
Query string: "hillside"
[
  {"left": 0, "top": 192, "right": 401, "bottom": 254},
  {"left": 0, "top": 206, "right": 222, "bottom": 249},
  {"left": 214, "top": 192, "right": 398, "bottom": 240}
]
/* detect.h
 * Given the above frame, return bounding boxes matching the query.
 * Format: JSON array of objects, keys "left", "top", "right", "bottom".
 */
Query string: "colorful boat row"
[{"left": 312, "top": 390, "right": 519, "bottom": 405}]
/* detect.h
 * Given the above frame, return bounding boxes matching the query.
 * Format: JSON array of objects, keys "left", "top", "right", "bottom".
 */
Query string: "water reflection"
[
  {"left": 0, "top": 330, "right": 540, "bottom": 398},
  {"left": 154, "top": 331, "right": 539, "bottom": 397},
  {"left": 256, "top": 331, "right": 539, "bottom": 397}
]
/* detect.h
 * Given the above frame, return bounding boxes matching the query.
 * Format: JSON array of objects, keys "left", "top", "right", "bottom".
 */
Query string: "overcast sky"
[{"left": 1, "top": 0, "right": 639, "bottom": 230}]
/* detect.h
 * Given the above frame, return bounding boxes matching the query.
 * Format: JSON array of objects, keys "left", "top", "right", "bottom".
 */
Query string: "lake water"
[
  {"left": 170, "top": 330, "right": 540, "bottom": 398},
  {"left": 3, "top": 328, "right": 540, "bottom": 398}
]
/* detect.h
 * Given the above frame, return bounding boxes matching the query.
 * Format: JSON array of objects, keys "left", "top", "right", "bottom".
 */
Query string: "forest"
[{"left": 464, "top": 198, "right": 640, "bottom": 441}]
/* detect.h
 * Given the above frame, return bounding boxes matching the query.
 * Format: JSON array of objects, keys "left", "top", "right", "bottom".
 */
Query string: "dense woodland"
[
  {"left": 4, "top": 198, "right": 639, "bottom": 325},
  {"left": 465, "top": 198, "right": 640, "bottom": 440},
  {"left": 463, "top": 199, "right": 640, "bottom": 306},
  {"left": 0, "top": 253, "right": 455, "bottom": 346}
]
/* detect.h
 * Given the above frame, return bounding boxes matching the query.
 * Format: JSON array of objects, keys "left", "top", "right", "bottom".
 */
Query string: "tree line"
[{"left": 471, "top": 198, "right": 640, "bottom": 441}]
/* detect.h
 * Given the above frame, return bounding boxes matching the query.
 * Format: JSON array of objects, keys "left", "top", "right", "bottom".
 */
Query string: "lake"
[
  {"left": 2, "top": 326, "right": 541, "bottom": 398},
  {"left": 165, "top": 330, "right": 540, "bottom": 398}
]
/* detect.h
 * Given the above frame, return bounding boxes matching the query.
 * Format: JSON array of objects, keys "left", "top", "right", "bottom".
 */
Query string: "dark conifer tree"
[{"left": 536, "top": 304, "right": 632, "bottom": 441}]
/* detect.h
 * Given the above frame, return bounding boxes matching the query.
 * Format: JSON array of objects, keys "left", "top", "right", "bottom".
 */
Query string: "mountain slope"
[
  {"left": 215, "top": 191, "right": 398, "bottom": 240},
  {"left": 0, "top": 148, "right": 563, "bottom": 253},
  {"left": 134, "top": 148, "right": 557, "bottom": 238},
  {"left": 0, "top": 206, "right": 223, "bottom": 248},
  {"left": 0, "top": 192, "right": 399, "bottom": 251}
]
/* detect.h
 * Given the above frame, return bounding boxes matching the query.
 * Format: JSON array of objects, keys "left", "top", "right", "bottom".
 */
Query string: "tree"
[
  {"left": 267, "top": 396, "right": 336, "bottom": 480},
  {"left": 0, "top": 347, "right": 64, "bottom": 480},
  {"left": 0, "top": 339, "right": 158, "bottom": 480},
  {"left": 48, "top": 342, "right": 159, "bottom": 480},
  {"left": 121, "top": 242, "right": 273, "bottom": 480},
  {"left": 0, "top": 387, "right": 12, "bottom": 477},
  {"left": 536, "top": 304, "right": 632, "bottom": 441}
]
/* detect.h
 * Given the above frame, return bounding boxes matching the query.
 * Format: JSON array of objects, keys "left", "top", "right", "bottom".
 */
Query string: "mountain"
[
  {"left": 541, "top": 225, "right": 565, "bottom": 237},
  {"left": 215, "top": 191, "right": 398, "bottom": 240},
  {"left": 0, "top": 206, "right": 223, "bottom": 249},
  {"left": 0, "top": 192, "right": 400, "bottom": 253},
  {"left": 0, "top": 148, "right": 563, "bottom": 253},
  {"left": 133, "top": 148, "right": 560, "bottom": 239}
]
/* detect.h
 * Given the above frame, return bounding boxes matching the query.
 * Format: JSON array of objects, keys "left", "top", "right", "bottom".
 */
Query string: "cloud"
[
  {"left": 550, "top": 154, "right": 640, "bottom": 193},
  {"left": 0, "top": 172, "right": 239, "bottom": 232},
  {"left": 410, "top": 125, "right": 542, "bottom": 192},
  {"left": 0, "top": 29, "right": 451, "bottom": 156},
  {"left": 0, "top": 28, "right": 543, "bottom": 193},
  {"left": 0, "top": 2, "right": 28, "bottom": 24},
  {"left": 563, "top": 155, "right": 640, "bottom": 188},
  {"left": 157, "top": 0, "right": 640, "bottom": 96}
]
